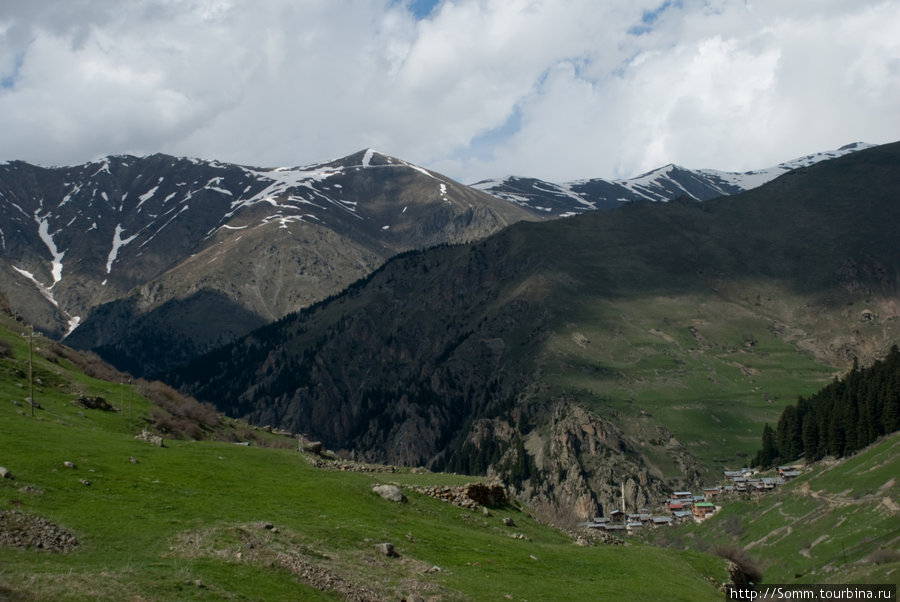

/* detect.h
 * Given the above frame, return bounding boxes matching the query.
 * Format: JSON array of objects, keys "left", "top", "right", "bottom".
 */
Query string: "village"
[{"left": 582, "top": 464, "right": 804, "bottom": 534}]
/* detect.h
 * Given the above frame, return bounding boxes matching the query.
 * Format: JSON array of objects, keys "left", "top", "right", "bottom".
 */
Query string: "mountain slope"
[
  {"left": 0, "top": 309, "right": 728, "bottom": 600},
  {"left": 473, "top": 142, "right": 875, "bottom": 216},
  {"left": 645, "top": 432, "right": 900, "bottom": 587},
  {"left": 0, "top": 150, "right": 539, "bottom": 375},
  {"left": 174, "top": 141, "right": 900, "bottom": 520}
]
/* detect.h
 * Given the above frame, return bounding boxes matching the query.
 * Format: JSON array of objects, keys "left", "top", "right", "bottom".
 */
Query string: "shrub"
[{"left": 714, "top": 544, "right": 764, "bottom": 585}]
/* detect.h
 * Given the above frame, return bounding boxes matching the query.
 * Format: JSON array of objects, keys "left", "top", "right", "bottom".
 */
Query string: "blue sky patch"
[
  {"left": 628, "top": 0, "right": 680, "bottom": 36},
  {"left": 1, "top": 54, "right": 24, "bottom": 90},
  {"left": 406, "top": 0, "right": 442, "bottom": 20}
]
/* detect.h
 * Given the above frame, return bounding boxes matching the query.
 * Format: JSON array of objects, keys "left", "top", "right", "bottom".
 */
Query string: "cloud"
[{"left": 0, "top": 0, "right": 897, "bottom": 183}]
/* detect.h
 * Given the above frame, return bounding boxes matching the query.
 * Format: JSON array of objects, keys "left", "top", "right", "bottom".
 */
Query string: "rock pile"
[
  {"left": 307, "top": 456, "right": 399, "bottom": 474},
  {"left": 0, "top": 510, "right": 78, "bottom": 553},
  {"left": 135, "top": 429, "right": 164, "bottom": 447},
  {"left": 411, "top": 482, "right": 509, "bottom": 510}
]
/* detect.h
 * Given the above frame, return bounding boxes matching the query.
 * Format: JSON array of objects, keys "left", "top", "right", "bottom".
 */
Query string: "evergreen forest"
[{"left": 753, "top": 345, "right": 900, "bottom": 467}]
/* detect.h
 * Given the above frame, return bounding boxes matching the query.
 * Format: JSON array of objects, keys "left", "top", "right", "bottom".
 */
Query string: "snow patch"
[
  {"left": 362, "top": 149, "right": 376, "bottom": 168},
  {"left": 35, "top": 213, "right": 64, "bottom": 287},
  {"left": 12, "top": 266, "right": 58, "bottom": 307},
  {"left": 66, "top": 316, "right": 81, "bottom": 336},
  {"left": 138, "top": 186, "right": 159, "bottom": 207},
  {"left": 106, "top": 224, "right": 139, "bottom": 274}
]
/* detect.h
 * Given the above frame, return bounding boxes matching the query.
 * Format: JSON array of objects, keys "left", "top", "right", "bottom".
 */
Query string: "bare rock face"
[
  {"left": 458, "top": 401, "right": 701, "bottom": 524},
  {"left": 372, "top": 484, "right": 407, "bottom": 503}
]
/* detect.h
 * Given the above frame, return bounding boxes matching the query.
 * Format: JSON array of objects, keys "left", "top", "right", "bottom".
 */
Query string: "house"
[
  {"left": 672, "top": 510, "right": 693, "bottom": 520},
  {"left": 692, "top": 502, "right": 716, "bottom": 519},
  {"left": 781, "top": 470, "right": 802, "bottom": 480},
  {"left": 652, "top": 516, "right": 673, "bottom": 526},
  {"left": 608, "top": 509, "right": 626, "bottom": 522},
  {"left": 672, "top": 491, "right": 693, "bottom": 501},
  {"left": 724, "top": 468, "right": 753, "bottom": 480},
  {"left": 668, "top": 502, "right": 684, "bottom": 512},
  {"left": 703, "top": 487, "right": 721, "bottom": 498}
]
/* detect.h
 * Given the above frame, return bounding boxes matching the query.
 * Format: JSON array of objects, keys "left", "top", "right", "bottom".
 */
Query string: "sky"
[{"left": 0, "top": 0, "right": 898, "bottom": 184}]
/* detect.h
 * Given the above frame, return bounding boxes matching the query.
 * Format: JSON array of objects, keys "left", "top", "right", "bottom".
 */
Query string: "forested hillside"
[{"left": 754, "top": 345, "right": 900, "bottom": 467}]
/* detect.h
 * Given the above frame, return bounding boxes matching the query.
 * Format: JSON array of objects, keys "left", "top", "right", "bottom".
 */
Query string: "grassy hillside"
[
  {"left": 642, "top": 433, "right": 900, "bottom": 587},
  {"left": 0, "top": 314, "right": 728, "bottom": 600}
]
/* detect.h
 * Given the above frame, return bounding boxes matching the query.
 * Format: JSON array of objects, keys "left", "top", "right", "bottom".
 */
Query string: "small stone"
[
  {"left": 79, "top": 479, "right": 91, "bottom": 486},
  {"left": 63, "top": 461, "right": 76, "bottom": 469}
]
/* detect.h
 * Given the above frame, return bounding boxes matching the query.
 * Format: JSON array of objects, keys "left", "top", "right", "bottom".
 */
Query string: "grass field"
[
  {"left": 537, "top": 289, "right": 842, "bottom": 479},
  {"left": 0, "top": 315, "right": 728, "bottom": 600}
]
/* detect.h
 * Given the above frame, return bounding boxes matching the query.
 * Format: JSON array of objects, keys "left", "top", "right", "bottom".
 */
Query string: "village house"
[
  {"left": 703, "top": 487, "right": 721, "bottom": 499},
  {"left": 692, "top": 502, "right": 716, "bottom": 519}
]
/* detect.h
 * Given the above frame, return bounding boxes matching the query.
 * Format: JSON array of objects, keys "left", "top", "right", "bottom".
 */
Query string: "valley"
[{"left": 1, "top": 140, "right": 898, "bottom": 597}]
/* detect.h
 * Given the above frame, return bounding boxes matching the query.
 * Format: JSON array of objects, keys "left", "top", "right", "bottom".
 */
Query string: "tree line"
[{"left": 753, "top": 345, "right": 900, "bottom": 467}]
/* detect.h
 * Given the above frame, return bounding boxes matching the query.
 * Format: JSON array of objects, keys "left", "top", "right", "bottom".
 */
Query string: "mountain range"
[
  {"left": 170, "top": 142, "right": 900, "bottom": 519},
  {"left": 1, "top": 140, "right": 896, "bottom": 519},
  {"left": 0, "top": 142, "right": 874, "bottom": 377},
  {"left": 0, "top": 149, "right": 536, "bottom": 374},
  {"left": 473, "top": 142, "right": 874, "bottom": 215}
]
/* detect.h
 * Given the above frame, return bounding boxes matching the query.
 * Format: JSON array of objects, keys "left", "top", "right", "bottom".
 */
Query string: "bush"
[
  {"left": 141, "top": 380, "right": 220, "bottom": 439},
  {"left": 868, "top": 548, "right": 900, "bottom": 565},
  {"left": 714, "top": 544, "right": 764, "bottom": 585}
]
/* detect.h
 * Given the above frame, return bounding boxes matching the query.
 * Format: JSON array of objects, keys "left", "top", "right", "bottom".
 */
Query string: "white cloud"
[{"left": 0, "top": 0, "right": 897, "bottom": 183}]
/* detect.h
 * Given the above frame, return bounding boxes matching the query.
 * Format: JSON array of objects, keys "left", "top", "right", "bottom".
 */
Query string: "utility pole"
[{"left": 22, "top": 329, "right": 35, "bottom": 417}]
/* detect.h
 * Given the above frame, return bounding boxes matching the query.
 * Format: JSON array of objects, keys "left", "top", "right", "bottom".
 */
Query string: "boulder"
[
  {"left": 374, "top": 542, "right": 396, "bottom": 557},
  {"left": 0, "top": 466, "right": 10, "bottom": 479},
  {"left": 372, "top": 484, "right": 407, "bottom": 503},
  {"left": 303, "top": 441, "right": 324, "bottom": 455}
]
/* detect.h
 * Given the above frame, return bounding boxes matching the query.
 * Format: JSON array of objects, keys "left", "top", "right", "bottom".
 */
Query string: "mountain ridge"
[
  {"left": 0, "top": 149, "right": 539, "bottom": 374},
  {"left": 472, "top": 142, "right": 875, "bottom": 215}
]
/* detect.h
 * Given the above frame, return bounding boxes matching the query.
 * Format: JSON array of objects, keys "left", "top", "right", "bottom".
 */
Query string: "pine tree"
[{"left": 755, "top": 423, "right": 777, "bottom": 467}]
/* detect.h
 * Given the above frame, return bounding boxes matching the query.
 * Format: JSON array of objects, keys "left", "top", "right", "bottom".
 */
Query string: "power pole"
[{"left": 22, "top": 329, "right": 34, "bottom": 417}]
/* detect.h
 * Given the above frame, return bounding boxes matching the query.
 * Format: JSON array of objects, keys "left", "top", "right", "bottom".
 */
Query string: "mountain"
[
  {"left": 0, "top": 150, "right": 538, "bottom": 375},
  {"left": 473, "top": 142, "right": 875, "bottom": 216},
  {"left": 173, "top": 141, "right": 900, "bottom": 521}
]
